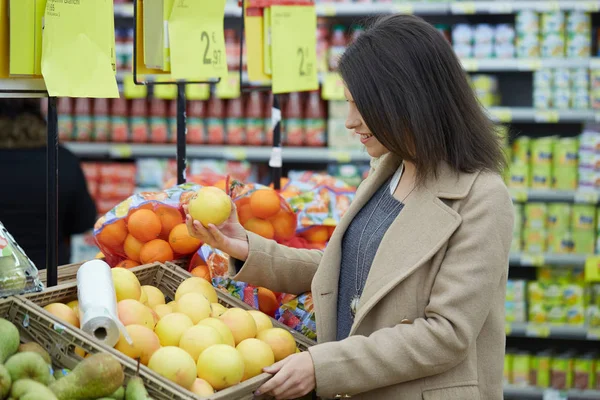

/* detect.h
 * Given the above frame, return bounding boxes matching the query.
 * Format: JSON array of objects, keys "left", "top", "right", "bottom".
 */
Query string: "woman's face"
[{"left": 344, "top": 87, "right": 389, "bottom": 158}]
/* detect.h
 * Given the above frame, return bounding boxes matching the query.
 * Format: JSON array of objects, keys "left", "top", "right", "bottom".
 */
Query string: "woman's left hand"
[{"left": 255, "top": 352, "right": 316, "bottom": 399}]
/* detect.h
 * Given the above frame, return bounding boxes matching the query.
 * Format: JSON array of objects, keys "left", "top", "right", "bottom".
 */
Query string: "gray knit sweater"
[{"left": 337, "top": 177, "right": 403, "bottom": 340}]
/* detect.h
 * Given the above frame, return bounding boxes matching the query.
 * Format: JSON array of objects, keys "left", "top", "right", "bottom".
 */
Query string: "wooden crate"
[
  {"left": 0, "top": 296, "right": 193, "bottom": 400},
  {"left": 22, "top": 262, "right": 317, "bottom": 399}
]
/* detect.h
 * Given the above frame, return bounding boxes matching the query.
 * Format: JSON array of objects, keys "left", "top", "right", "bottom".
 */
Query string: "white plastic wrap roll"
[{"left": 76, "top": 260, "right": 131, "bottom": 347}]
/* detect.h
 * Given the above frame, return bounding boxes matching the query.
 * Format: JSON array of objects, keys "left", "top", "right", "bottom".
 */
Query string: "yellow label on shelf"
[
  {"left": 123, "top": 74, "right": 148, "bottom": 99},
  {"left": 526, "top": 323, "right": 550, "bottom": 338},
  {"left": 227, "top": 147, "right": 247, "bottom": 161},
  {"left": 216, "top": 71, "right": 240, "bottom": 99},
  {"left": 321, "top": 72, "right": 346, "bottom": 101},
  {"left": 574, "top": 190, "right": 599, "bottom": 204},
  {"left": 520, "top": 254, "right": 545, "bottom": 267},
  {"left": 244, "top": 6, "right": 271, "bottom": 83},
  {"left": 490, "top": 108, "right": 512, "bottom": 123},
  {"left": 488, "top": 3, "right": 513, "bottom": 13},
  {"left": 270, "top": 5, "right": 319, "bottom": 94},
  {"left": 451, "top": 2, "right": 476, "bottom": 14},
  {"left": 110, "top": 144, "right": 133, "bottom": 158},
  {"left": 168, "top": 0, "right": 228, "bottom": 80},
  {"left": 535, "top": 111, "right": 560, "bottom": 123},
  {"left": 584, "top": 256, "right": 600, "bottom": 282},
  {"left": 518, "top": 59, "right": 542, "bottom": 71},
  {"left": 41, "top": 0, "right": 119, "bottom": 97},
  {"left": 320, "top": 5, "right": 336, "bottom": 16},
  {"left": 509, "top": 188, "right": 528, "bottom": 202},
  {"left": 153, "top": 77, "right": 177, "bottom": 100},
  {"left": 393, "top": 4, "right": 413, "bottom": 14},
  {"left": 461, "top": 59, "right": 479, "bottom": 71},
  {"left": 330, "top": 151, "right": 351, "bottom": 163},
  {"left": 186, "top": 84, "right": 210, "bottom": 100}
]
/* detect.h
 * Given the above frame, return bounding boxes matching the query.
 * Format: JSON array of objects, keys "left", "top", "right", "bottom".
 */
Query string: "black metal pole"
[
  {"left": 270, "top": 94, "right": 282, "bottom": 190},
  {"left": 46, "top": 97, "right": 59, "bottom": 287},
  {"left": 176, "top": 83, "right": 187, "bottom": 185}
]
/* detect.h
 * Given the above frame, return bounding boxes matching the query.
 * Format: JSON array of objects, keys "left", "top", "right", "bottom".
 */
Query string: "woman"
[
  {"left": 0, "top": 99, "right": 97, "bottom": 269},
  {"left": 186, "top": 14, "right": 514, "bottom": 400}
]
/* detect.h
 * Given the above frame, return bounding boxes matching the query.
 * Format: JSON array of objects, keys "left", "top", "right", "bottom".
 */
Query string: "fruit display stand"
[
  {"left": 21, "top": 262, "right": 317, "bottom": 399},
  {"left": 0, "top": 296, "right": 192, "bottom": 399}
]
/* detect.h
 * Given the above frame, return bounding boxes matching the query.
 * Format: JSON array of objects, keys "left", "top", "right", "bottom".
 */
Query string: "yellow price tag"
[
  {"left": 153, "top": 78, "right": 177, "bottom": 100},
  {"left": 526, "top": 323, "right": 550, "bottom": 338},
  {"left": 110, "top": 144, "right": 133, "bottom": 159},
  {"left": 461, "top": 59, "right": 479, "bottom": 71},
  {"left": 122, "top": 74, "right": 148, "bottom": 99},
  {"left": 227, "top": 147, "right": 247, "bottom": 161},
  {"left": 520, "top": 254, "right": 544, "bottom": 267},
  {"left": 509, "top": 188, "right": 528, "bottom": 202},
  {"left": 330, "top": 151, "right": 351, "bottom": 163},
  {"left": 270, "top": 5, "right": 319, "bottom": 94},
  {"left": 393, "top": 4, "right": 413, "bottom": 14},
  {"left": 535, "top": 111, "right": 560, "bottom": 123},
  {"left": 186, "top": 84, "right": 210, "bottom": 100},
  {"left": 584, "top": 256, "right": 600, "bottom": 282},
  {"left": 490, "top": 108, "right": 512, "bottom": 123},
  {"left": 216, "top": 71, "right": 241, "bottom": 99},
  {"left": 518, "top": 59, "right": 542, "bottom": 71},
  {"left": 168, "top": 0, "right": 228, "bottom": 80},
  {"left": 451, "top": 2, "right": 476, "bottom": 14},
  {"left": 321, "top": 72, "right": 346, "bottom": 101}
]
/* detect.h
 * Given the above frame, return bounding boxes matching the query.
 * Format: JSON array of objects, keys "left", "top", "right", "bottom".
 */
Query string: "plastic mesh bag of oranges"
[
  {"left": 93, "top": 183, "right": 206, "bottom": 268},
  {"left": 275, "top": 292, "right": 317, "bottom": 340}
]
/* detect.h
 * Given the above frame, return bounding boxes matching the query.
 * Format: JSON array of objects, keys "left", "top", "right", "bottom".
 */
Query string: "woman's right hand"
[{"left": 183, "top": 202, "right": 250, "bottom": 262}]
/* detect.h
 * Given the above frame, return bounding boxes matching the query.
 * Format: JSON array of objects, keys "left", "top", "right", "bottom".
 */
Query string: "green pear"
[
  {"left": 125, "top": 376, "right": 152, "bottom": 400},
  {"left": 108, "top": 386, "right": 125, "bottom": 400},
  {"left": 49, "top": 353, "right": 124, "bottom": 400},
  {"left": 0, "top": 364, "right": 11, "bottom": 400},
  {"left": 5, "top": 352, "right": 51, "bottom": 385},
  {"left": 17, "top": 343, "right": 51, "bottom": 365},
  {"left": 0, "top": 319, "right": 19, "bottom": 363},
  {"left": 10, "top": 379, "right": 58, "bottom": 400}
]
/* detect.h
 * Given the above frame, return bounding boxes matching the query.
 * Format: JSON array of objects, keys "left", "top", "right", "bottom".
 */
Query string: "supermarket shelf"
[
  {"left": 461, "top": 58, "right": 594, "bottom": 72},
  {"left": 508, "top": 189, "right": 600, "bottom": 204},
  {"left": 509, "top": 252, "right": 588, "bottom": 267},
  {"left": 65, "top": 143, "right": 371, "bottom": 163},
  {"left": 505, "top": 322, "right": 600, "bottom": 340},
  {"left": 0, "top": 78, "right": 47, "bottom": 98},
  {"left": 451, "top": 1, "right": 600, "bottom": 14},
  {"left": 504, "top": 386, "right": 600, "bottom": 400},
  {"left": 487, "top": 107, "right": 597, "bottom": 123},
  {"left": 315, "top": 2, "right": 448, "bottom": 16}
]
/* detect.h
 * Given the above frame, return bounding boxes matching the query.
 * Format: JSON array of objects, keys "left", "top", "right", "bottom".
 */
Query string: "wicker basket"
[
  {"left": 22, "top": 262, "right": 317, "bottom": 399},
  {"left": 0, "top": 296, "right": 193, "bottom": 400}
]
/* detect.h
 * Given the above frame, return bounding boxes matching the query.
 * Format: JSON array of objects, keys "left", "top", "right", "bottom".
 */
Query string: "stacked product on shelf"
[
  {"left": 470, "top": 74, "right": 501, "bottom": 107},
  {"left": 593, "top": 69, "right": 600, "bottom": 110},
  {"left": 534, "top": 68, "right": 590, "bottom": 110},
  {"left": 452, "top": 23, "right": 515, "bottom": 59},
  {"left": 579, "top": 125, "right": 600, "bottom": 190},
  {"left": 81, "top": 162, "right": 137, "bottom": 215}
]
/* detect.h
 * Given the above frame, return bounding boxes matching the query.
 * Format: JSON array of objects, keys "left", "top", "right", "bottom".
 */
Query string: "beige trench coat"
[{"left": 229, "top": 153, "right": 514, "bottom": 400}]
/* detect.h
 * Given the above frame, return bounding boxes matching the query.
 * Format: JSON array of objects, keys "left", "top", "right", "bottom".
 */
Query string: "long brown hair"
[
  {"left": 0, "top": 98, "right": 47, "bottom": 149},
  {"left": 339, "top": 14, "right": 506, "bottom": 184}
]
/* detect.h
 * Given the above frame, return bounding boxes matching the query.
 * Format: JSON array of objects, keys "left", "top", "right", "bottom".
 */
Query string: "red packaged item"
[
  {"left": 187, "top": 100, "right": 206, "bottom": 144},
  {"left": 168, "top": 100, "right": 177, "bottom": 144},
  {"left": 283, "top": 92, "right": 304, "bottom": 146},
  {"left": 225, "top": 29, "right": 239, "bottom": 70},
  {"left": 305, "top": 90, "right": 326, "bottom": 147},
  {"left": 328, "top": 25, "right": 347, "bottom": 72},
  {"left": 225, "top": 98, "right": 245, "bottom": 145},
  {"left": 206, "top": 96, "right": 225, "bottom": 145},
  {"left": 93, "top": 98, "right": 110, "bottom": 142},
  {"left": 98, "top": 182, "right": 136, "bottom": 199},
  {"left": 149, "top": 98, "right": 168, "bottom": 143},
  {"left": 100, "top": 163, "right": 137, "bottom": 184},
  {"left": 81, "top": 162, "right": 99, "bottom": 182},
  {"left": 130, "top": 99, "right": 149, "bottom": 143},
  {"left": 245, "top": 91, "right": 265, "bottom": 146},
  {"left": 110, "top": 97, "right": 130, "bottom": 143},
  {"left": 73, "top": 98, "right": 93, "bottom": 142},
  {"left": 57, "top": 97, "right": 73, "bottom": 142}
]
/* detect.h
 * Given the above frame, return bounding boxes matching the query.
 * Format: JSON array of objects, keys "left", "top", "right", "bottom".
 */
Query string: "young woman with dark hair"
[
  {"left": 186, "top": 14, "right": 513, "bottom": 400},
  {"left": 0, "top": 98, "right": 97, "bottom": 269}
]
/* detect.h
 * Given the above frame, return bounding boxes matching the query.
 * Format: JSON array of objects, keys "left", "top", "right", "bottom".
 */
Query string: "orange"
[
  {"left": 213, "top": 179, "right": 228, "bottom": 192},
  {"left": 169, "top": 223, "right": 202, "bottom": 255},
  {"left": 156, "top": 206, "right": 183, "bottom": 239},
  {"left": 128, "top": 209, "right": 162, "bottom": 243},
  {"left": 243, "top": 218, "right": 274, "bottom": 240},
  {"left": 124, "top": 234, "right": 144, "bottom": 262},
  {"left": 250, "top": 189, "right": 281, "bottom": 219},
  {"left": 140, "top": 239, "right": 174, "bottom": 264},
  {"left": 237, "top": 204, "right": 254, "bottom": 225},
  {"left": 301, "top": 226, "right": 329, "bottom": 243},
  {"left": 269, "top": 211, "right": 296, "bottom": 241},
  {"left": 257, "top": 287, "right": 279, "bottom": 317},
  {"left": 235, "top": 196, "right": 251, "bottom": 209},
  {"left": 191, "top": 265, "right": 211, "bottom": 281},
  {"left": 115, "top": 259, "right": 141, "bottom": 269},
  {"left": 96, "top": 219, "right": 128, "bottom": 251}
]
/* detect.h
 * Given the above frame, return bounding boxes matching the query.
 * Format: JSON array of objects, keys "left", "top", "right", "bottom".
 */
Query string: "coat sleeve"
[
  {"left": 307, "top": 173, "right": 514, "bottom": 397},
  {"left": 227, "top": 231, "right": 323, "bottom": 295}
]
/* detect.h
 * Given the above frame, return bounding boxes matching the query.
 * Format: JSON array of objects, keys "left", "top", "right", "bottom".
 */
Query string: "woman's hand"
[
  {"left": 255, "top": 352, "right": 316, "bottom": 400},
  {"left": 183, "top": 202, "right": 250, "bottom": 261}
]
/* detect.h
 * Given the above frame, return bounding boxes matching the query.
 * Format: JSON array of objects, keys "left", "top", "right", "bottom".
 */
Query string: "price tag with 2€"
[{"left": 270, "top": 5, "right": 319, "bottom": 94}]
